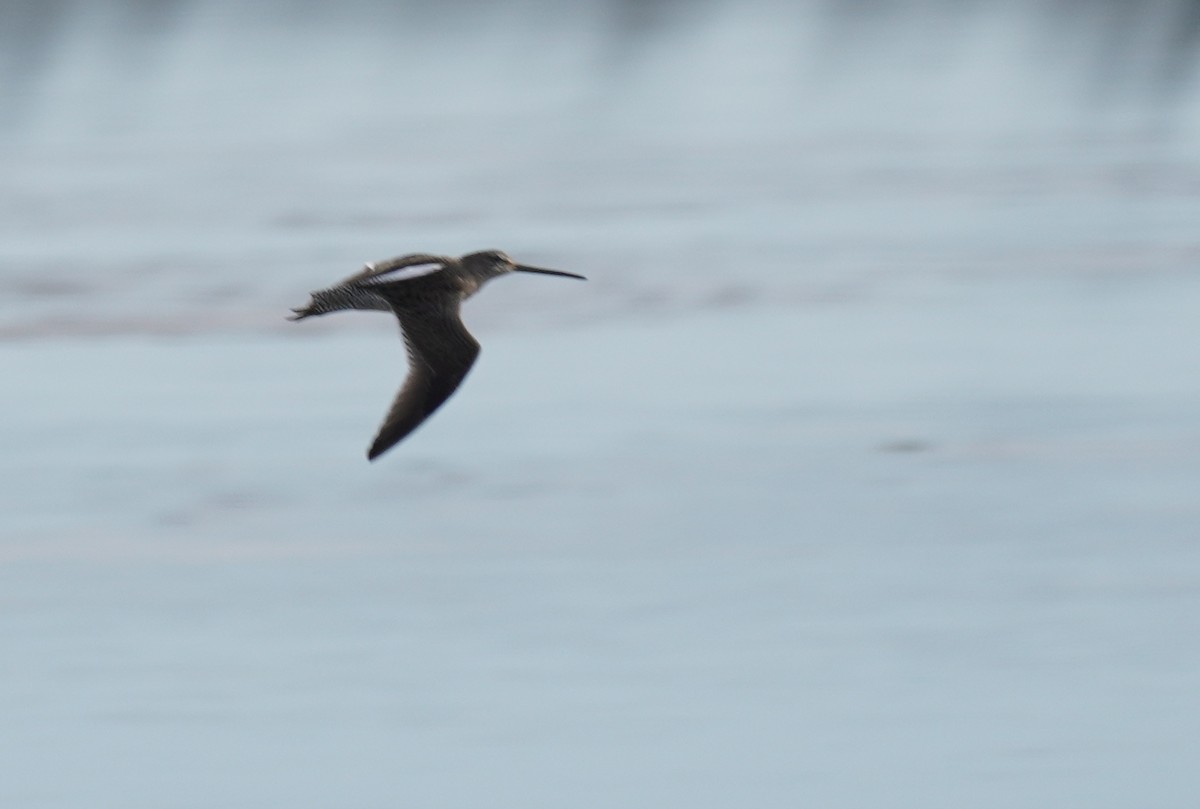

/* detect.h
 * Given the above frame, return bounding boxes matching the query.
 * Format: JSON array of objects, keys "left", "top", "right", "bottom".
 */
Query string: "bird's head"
[{"left": 463, "top": 250, "right": 587, "bottom": 283}]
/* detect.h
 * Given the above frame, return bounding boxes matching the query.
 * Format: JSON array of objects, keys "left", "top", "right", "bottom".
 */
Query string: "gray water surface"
[{"left": 2, "top": 2, "right": 1199, "bottom": 807}]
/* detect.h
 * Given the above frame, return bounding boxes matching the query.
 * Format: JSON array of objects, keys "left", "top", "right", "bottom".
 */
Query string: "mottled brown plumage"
[{"left": 289, "top": 250, "right": 585, "bottom": 460}]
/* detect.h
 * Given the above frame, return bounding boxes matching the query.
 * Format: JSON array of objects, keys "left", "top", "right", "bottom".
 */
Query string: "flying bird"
[{"left": 289, "top": 250, "right": 586, "bottom": 460}]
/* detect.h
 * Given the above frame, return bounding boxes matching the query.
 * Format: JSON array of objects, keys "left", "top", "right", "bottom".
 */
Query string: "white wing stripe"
[{"left": 361, "top": 262, "right": 444, "bottom": 284}]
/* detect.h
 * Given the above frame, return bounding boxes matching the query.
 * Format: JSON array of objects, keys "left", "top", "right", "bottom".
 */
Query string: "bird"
[{"left": 289, "top": 249, "right": 586, "bottom": 461}]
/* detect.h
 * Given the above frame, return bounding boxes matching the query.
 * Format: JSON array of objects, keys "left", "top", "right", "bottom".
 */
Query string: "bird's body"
[{"left": 289, "top": 250, "right": 585, "bottom": 460}]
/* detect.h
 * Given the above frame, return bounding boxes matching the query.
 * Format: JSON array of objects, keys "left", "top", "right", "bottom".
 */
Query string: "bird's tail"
[
  {"left": 287, "top": 285, "right": 391, "bottom": 321},
  {"left": 287, "top": 288, "right": 341, "bottom": 320},
  {"left": 287, "top": 303, "right": 316, "bottom": 321}
]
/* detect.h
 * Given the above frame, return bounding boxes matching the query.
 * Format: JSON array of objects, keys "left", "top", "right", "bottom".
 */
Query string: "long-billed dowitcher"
[{"left": 289, "top": 250, "right": 585, "bottom": 460}]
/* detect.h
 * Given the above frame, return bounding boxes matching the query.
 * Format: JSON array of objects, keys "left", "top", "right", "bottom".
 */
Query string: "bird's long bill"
[{"left": 514, "top": 264, "right": 587, "bottom": 280}]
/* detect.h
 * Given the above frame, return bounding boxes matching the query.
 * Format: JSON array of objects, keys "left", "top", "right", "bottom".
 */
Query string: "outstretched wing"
[{"left": 367, "top": 302, "right": 480, "bottom": 460}]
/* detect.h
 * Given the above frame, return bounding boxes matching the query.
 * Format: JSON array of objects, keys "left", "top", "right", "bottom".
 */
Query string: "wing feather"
[
  {"left": 367, "top": 302, "right": 480, "bottom": 460},
  {"left": 345, "top": 254, "right": 449, "bottom": 285}
]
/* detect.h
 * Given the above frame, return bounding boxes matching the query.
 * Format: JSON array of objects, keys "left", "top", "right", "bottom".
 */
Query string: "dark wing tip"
[{"left": 365, "top": 404, "right": 428, "bottom": 461}]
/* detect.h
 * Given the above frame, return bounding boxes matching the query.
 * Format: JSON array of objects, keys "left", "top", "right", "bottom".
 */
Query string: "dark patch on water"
[
  {"left": 878, "top": 439, "right": 933, "bottom": 454},
  {"left": 7, "top": 277, "right": 92, "bottom": 298}
]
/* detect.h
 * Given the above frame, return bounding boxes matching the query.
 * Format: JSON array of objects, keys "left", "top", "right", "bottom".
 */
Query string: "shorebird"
[{"left": 289, "top": 250, "right": 586, "bottom": 460}]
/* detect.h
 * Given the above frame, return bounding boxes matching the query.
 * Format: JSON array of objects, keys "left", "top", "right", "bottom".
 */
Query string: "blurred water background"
[{"left": 2, "top": 1, "right": 1199, "bottom": 806}]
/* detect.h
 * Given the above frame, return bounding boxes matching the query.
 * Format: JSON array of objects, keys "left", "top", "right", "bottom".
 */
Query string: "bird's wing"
[
  {"left": 346, "top": 254, "right": 448, "bottom": 285},
  {"left": 367, "top": 302, "right": 481, "bottom": 460}
]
